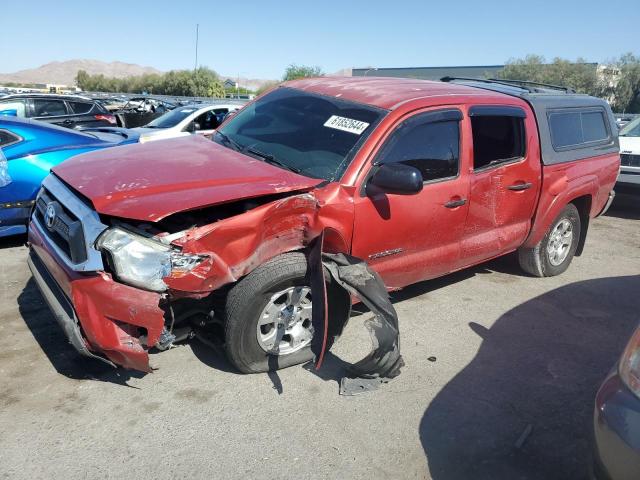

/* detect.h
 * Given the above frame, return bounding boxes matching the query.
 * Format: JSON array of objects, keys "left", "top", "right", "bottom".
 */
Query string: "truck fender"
[{"left": 523, "top": 174, "right": 597, "bottom": 249}]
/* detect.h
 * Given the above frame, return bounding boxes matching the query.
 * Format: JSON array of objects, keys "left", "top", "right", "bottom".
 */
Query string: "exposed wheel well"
[{"left": 570, "top": 195, "right": 592, "bottom": 256}]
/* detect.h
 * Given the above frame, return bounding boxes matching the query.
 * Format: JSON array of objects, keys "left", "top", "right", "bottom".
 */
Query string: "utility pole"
[{"left": 194, "top": 24, "right": 199, "bottom": 71}]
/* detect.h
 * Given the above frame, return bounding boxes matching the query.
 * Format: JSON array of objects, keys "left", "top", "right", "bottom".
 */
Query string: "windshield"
[
  {"left": 620, "top": 117, "right": 640, "bottom": 137},
  {"left": 146, "top": 107, "right": 197, "bottom": 128},
  {"left": 214, "top": 87, "right": 385, "bottom": 181}
]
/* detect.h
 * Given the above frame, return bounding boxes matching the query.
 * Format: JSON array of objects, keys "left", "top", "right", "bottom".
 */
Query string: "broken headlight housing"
[
  {"left": 619, "top": 324, "right": 640, "bottom": 399},
  {"left": 97, "top": 227, "right": 204, "bottom": 292}
]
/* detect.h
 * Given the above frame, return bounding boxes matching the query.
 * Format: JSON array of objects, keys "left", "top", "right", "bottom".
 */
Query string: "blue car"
[{"left": 0, "top": 117, "right": 139, "bottom": 237}]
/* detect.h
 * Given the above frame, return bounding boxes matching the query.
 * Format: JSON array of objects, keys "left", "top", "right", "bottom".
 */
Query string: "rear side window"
[
  {"left": 33, "top": 99, "right": 68, "bottom": 117},
  {"left": 68, "top": 101, "right": 93, "bottom": 114},
  {"left": 548, "top": 109, "right": 610, "bottom": 150},
  {"left": 470, "top": 107, "right": 526, "bottom": 170},
  {"left": 377, "top": 111, "right": 461, "bottom": 182},
  {"left": 0, "top": 129, "right": 22, "bottom": 147}
]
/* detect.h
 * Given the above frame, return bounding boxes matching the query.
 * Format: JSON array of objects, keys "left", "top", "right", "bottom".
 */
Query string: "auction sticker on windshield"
[{"left": 324, "top": 115, "right": 370, "bottom": 135}]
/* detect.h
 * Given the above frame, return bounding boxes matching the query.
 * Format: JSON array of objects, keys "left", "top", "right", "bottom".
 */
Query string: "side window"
[
  {"left": 0, "top": 129, "right": 22, "bottom": 148},
  {"left": 68, "top": 101, "right": 92, "bottom": 114},
  {"left": 470, "top": 108, "right": 526, "bottom": 170},
  {"left": 376, "top": 112, "right": 460, "bottom": 182},
  {"left": 33, "top": 99, "right": 68, "bottom": 117},
  {"left": 548, "top": 109, "right": 610, "bottom": 150},
  {"left": 0, "top": 100, "right": 27, "bottom": 117},
  {"left": 194, "top": 111, "right": 217, "bottom": 130}
]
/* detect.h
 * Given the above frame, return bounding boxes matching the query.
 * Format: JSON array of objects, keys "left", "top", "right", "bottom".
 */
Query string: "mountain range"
[{"left": 0, "top": 59, "right": 282, "bottom": 91}]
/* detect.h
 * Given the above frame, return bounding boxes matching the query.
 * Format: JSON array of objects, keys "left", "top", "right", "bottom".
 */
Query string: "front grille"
[
  {"left": 35, "top": 188, "right": 88, "bottom": 264},
  {"left": 621, "top": 153, "right": 640, "bottom": 167}
]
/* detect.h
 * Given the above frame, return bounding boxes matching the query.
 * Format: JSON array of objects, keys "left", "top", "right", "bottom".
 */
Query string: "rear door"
[
  {"left": 459, "top": 105, "right": 541, "bottom": 267},
  {"left": 351, "top": 107, "right": 471, "bottom": 289},
  {"left": 31, "top": 98, "right": 72, "bottom": 127}
]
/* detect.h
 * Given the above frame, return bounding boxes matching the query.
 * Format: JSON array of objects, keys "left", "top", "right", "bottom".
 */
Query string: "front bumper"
[
  {"left": 592, "top": 372, "right": 640, "bottom": 480},
  {"left": 28, "top": 218, "right": 166, "bottom": 372}
]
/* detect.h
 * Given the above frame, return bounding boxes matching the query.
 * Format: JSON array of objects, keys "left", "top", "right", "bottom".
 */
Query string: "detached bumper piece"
[
  {"left": 309, "top": 234, "right": 404, "bottom": 395},
  {"left": 27, "top": 252, "right": 115, "bottom": 368}
]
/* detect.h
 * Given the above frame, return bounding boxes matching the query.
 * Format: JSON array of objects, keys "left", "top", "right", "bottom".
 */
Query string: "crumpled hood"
[{"left": 52, "top": 135, "right": 320, "bottom": 222}]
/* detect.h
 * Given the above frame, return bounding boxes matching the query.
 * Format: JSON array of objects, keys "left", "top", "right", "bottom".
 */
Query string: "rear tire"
[
  {"left": 518, "top": 203, "right": 581, "bottom": 277},
  {"left": 223, "top": 252, "right": 349, "bottom": 374}
]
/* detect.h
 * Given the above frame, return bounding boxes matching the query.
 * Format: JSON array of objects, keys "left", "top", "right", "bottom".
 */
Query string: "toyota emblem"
[{"left": 45, "top": 203, "right": 57, "bottom": 229}]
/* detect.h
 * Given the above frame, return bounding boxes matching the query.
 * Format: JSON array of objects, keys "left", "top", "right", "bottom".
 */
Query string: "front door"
[{"left": 351, "top": 108, "right": 471, "bottom": 289}]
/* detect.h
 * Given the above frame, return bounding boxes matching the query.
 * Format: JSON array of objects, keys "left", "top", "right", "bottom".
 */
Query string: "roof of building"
[{"left": 284, "top": 76, "right": 509, "bottom": 110}]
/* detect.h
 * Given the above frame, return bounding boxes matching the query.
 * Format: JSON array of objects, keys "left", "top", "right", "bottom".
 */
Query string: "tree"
[
  {"left": 282, "top": 64, "right": 323, "bottom": 81},
  {"left": 610, "top": 53, "right": 640, "bottom": 113},
  {"left": 496, "top": 53, "right": 640, "bottom": 112},
  {"left": 73, "top": 67, "right": 226, "bottom": 98},
  {"left": 496, "top": 55, "right": 601, "bottom": 95}
]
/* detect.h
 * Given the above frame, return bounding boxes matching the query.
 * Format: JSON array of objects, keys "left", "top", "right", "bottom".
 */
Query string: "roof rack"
[
  {"left": 440, "top": 76, "right": 575, "bottom": 94},
  {"left": 487, "top": 78, "right": 575, "bottom": 93}
]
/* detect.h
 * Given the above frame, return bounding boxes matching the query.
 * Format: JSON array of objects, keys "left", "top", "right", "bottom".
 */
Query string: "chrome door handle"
[
  {"left": 444, "top": 198, "right": 467, "bottom": 208},
  {"left": 508, "top": 182, "right": 533, "bottom": 191}
]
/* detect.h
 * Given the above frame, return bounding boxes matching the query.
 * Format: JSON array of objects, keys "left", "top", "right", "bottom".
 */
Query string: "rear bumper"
[
  {"left": 592, "top": 372, "right": 640, "bottom": 480},
  {"left": 597, "top": 190, "right": 616, "bottom": 217},
  {"left": 28, "top": 218, "right": 166, "bottom": 372}
]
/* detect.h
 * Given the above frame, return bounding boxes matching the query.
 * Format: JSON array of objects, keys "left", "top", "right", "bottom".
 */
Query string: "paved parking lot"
[{"left": 0, "top": 197, "right": 638, "bottom": 480}]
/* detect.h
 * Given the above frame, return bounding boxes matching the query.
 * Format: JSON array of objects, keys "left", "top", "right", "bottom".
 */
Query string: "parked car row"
[{"left": 0, "top": 93, "right": 117, "bottom": 128}]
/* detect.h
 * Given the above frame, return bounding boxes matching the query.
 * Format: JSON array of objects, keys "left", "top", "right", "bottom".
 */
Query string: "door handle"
[
  {"left": 444, "top": 198, "right": 467, "bottom": 208},
  {"left": 63, "top": 119, "right": 74, "bottom": 124},
  {"left": 508, "top": 182, "right": 533, "bottom": 191}
]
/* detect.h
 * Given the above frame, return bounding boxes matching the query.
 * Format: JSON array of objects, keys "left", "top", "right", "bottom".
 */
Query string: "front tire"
[
  {"left": 223, "top": 252, "right": 348, "bottom": 373},
  {"left": 518, "top": 203, "right": 581, "bottom": 277}
]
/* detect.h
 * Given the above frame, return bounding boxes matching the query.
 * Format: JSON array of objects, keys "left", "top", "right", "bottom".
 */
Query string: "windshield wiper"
[
  {"left": 244, "top": 146, "right": 302, "bottom": 174},
  {"left": 215, "top": 131, "right": 243, "bottom": 152}
]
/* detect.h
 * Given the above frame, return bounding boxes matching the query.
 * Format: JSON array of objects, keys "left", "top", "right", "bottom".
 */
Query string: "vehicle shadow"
[
  {"left": 17, "top": 278, "right": 144, "bottom": 387},
  {"left": 0, "top": 234, "right": 27, "bottom": 249},
  {"left": 605, "top": 194, "right": 640, "bottom": 220},
  {"left": 419, "top": 275, "right": 640, "bottom": 480}
]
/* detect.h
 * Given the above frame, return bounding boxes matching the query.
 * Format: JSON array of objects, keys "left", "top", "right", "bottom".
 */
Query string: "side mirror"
[{"left": 367, "top": 163, "right": 423, "bottom": 196}]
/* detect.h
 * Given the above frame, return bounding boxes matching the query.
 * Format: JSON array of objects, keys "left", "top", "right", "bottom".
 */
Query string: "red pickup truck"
[{"left": 27, "top": 77, "right": 620, "bottom": 374}]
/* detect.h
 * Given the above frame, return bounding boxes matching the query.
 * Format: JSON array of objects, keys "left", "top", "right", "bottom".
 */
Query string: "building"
[{"left": 352, "top": 65, "right": 507, "bottom": 80}]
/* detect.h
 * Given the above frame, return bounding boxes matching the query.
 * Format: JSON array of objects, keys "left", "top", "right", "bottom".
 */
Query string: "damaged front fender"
[
  {"left": 165, "top": 193, "right": 322, "bottom": 294},
  {"left": 309, "top": 232, "right": 404, "bottom": 395}
]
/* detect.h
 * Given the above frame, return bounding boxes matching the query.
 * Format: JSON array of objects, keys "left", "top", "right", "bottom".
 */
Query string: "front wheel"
[
  {"left": 518, "top": 203, "right": 581, "bottom": 277},
  {"left": 223, "top": 252, "right": 349, "bottom": 373}
]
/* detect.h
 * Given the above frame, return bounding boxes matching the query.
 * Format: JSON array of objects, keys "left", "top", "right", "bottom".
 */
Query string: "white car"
[
  {"left": 134, "top": 103, "right": 242, "bottom": 143},
  {"left": 618, "top": 117, "right": 640, "bottom": 194}
]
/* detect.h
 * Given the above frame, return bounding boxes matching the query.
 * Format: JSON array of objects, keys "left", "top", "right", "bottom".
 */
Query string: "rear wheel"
[
  {"left": 518, "top": 203, "right": 581, "bottom": 277},
  {"left": 223, "top": 252, "right": 349, "bottom": 373}
]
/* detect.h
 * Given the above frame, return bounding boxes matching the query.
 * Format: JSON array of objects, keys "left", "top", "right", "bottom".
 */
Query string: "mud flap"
[{"left": 309, "top": 233, "right": 404, "bottom": 395}]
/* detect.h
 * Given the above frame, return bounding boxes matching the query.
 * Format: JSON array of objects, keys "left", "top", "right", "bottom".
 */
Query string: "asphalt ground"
[{"left": 0, "top": 195, "right": 638, "bottom": 480}]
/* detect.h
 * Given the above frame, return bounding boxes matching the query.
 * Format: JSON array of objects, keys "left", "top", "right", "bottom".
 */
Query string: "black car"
[
  {"left": 0, "top": 94, "right": 116, "bottom": 129},
  {"left": 593, "top": 323, "right": 640, "bottom": 479},
  {"left": 112, "top": 96, "right": 176, "bottom": 128}
]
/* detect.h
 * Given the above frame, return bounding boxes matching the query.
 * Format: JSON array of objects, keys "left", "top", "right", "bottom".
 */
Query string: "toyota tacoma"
[{"left": 27, "top": 77, "right": 620, "bottom": 374}]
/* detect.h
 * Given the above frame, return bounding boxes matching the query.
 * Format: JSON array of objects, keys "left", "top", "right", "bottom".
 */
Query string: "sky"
[{"left": 1, "top": 0, "right": 638, "bottom": 79}]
